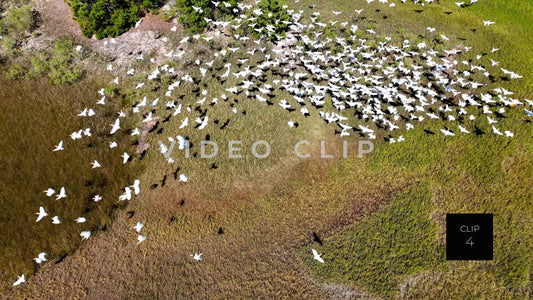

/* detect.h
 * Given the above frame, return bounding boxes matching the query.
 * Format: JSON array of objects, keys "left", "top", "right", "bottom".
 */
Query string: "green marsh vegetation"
[
  {"left": 296, "top": 0, "right": 533, "bottom": 298},
  {"left": 4, "top": 39, "right": 84, "bottom": 85}
]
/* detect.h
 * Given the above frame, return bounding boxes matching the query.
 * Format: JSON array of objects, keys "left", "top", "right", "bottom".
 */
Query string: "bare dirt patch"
[{"left": 28, "top": 0, "right": 175, "bottom": 65}]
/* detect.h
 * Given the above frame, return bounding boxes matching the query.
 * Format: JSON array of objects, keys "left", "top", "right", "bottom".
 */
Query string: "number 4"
[{"left": 466, "top": 236, "right": 474, "bottom": 247}]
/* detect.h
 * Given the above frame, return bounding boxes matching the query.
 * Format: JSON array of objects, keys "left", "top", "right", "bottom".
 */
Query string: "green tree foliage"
[
  {"left": 171, "top": 0, "right": 238, "bottom": 33},
  {"left": 233, "top": 0, "right": 290, "bottom": 42},
  {"left": 69, "top": 0, "right": 164, "bottom": 39},
  {"left": 255, "top": 0, "right": 290, "bottom": 40}
]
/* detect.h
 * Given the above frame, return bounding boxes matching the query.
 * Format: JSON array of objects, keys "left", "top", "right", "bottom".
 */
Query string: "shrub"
[
  {"left": 29, "top": 53, "right": 49, "bottom": 76},
  {"left": 4, "top": 64, "right": 25, "bottom": 80},
  {"left": 3, "top": 5, "right": 33, "bottom": 33},
  {"left": 69, "top": 0, "right": 164, "bottom": 39},
  {"left": 48, "top": 39, "right": 82, "bottom": 84},
  {"left": 250, "top": 0, "right": 290, "bottom": 41},
  {"left": 49, "top": 67, "right": 82, "bottom": 85},
  {"left": 0, "top": 4, "right": 35, "bottom": 56},
  {"left": 172, "top": 0, "right": 238, "bottom": 33},
  {"left": 176, "top": 0, "right": 210, "bottom": 33},
  {"left": 1, "top": 35, "right": 16, "bottom": 56},
  {"left": 4, "top": 38, "right": 84, "bottom": 84}
]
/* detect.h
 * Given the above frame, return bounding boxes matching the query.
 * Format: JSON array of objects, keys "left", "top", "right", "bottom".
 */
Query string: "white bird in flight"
[
  {"left": 91, "top": 160, "right": 101, "bottom": 168},
  {"left": 132, "top": 179, "right": 141, "bottom": 195},
  {"left": 34, "top": 252, "right": 47, "bottom": 264},
  {"left": 458, "top": 125, "right": 470, "bottom": 134},
  {"left": 75, "top": 217, "right": 87, "bottom": 223},
  {"left": 191, "top": 253, "right": 203, "bottom": 261},
  {"left": 36, "top": 206, "right": 47, "bottom": 222},
  {"left": 492, "top": 125, "right": 503, "bottom": 136},
  {"left": 440, "top": 128, "right": 456, "bottom": 136},
  {"left": 177, "top": 135, "right": 187, "bottom": 150},
  {"left": 179, "top": 174, "right": 188, "bottom": 182},
  {"left": 134, "top": 221, "right": 144, "bottom": 233},
  {"left": 110, "top": 118, "right": 120, "bottom": 135},
  {"left": 122, "top": 152, "right": 130, "bottom": 164},
  {"left": 80, "top": 231, "right": 91, "bottom": 240},
  {"left": 312, "top": 248, "right": 324, "bottom": 263},
  {"left": 53, "top": 141, "right": 64, "bottom": 152},
  {"left": 137, "top": 235, "right": 146, "bottom": 244},
  {"left": 43, "top": 188, "right": 55, "bottom": 197},
  {"left": 13, "top": 274, "right": 25, "bottom": 286},
  {"left": 135, "top": 18, "right": 143, "bottom": 28},
  {"left": 119, "top": 186, "right": 132, "bottom": 201}
]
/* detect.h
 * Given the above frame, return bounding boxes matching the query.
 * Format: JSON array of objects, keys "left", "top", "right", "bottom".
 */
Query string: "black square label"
[{"left": 446, "top": 214, "right": 493, "bottom": 260}]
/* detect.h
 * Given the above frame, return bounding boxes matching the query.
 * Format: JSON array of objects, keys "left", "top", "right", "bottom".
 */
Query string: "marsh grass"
[
  {"left": 1, "top": 0, "right": 532, "bottom": 298},
  {"left": 295, "top": 0, "right": 533, "bottom": 298},
  {"left": 0, "top": 73, "right": 141, "bottom": 293}
]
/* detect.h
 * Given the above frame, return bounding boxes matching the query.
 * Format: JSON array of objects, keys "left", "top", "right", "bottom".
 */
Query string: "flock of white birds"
[{"left": 13, "top": 0, "right": 532, "bottom": 287}]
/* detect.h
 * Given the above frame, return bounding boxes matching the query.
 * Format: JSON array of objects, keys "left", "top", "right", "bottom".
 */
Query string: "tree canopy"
[
  {"left": 169, "top": 0, "right": 238, "bottom": 33},
  {"left": 69, "top": 0, "right": 164, "bottom": 39}
]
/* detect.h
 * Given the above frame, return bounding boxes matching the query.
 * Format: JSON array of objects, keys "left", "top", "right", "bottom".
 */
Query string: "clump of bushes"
[
  {"left": 69, "top": 0, "right": 164, "bottom": 39},
  {"left": 0, "top": 4, "right": 36, "bottom": 56},
  {"left": 5, "top": 39, "right": 83, "bottom": 85},
  {"left": 231, "top": 0, "right": 290, "bottom": 42},
  {"left": 166, "top": 0, "right": 238, "bottom": 33},
  {"left": 255, "top": 0, "right": 290, "bottom": 40},
  {"left": 47, "top": 39, "right": 83, "bottom": 84}
]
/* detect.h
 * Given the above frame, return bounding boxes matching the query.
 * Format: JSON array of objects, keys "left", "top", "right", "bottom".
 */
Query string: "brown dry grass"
[{"left": 5, "top": 138, "right": 409, "bottom": 299}]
